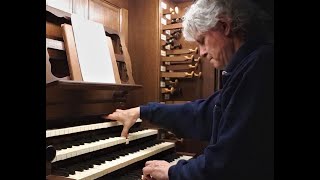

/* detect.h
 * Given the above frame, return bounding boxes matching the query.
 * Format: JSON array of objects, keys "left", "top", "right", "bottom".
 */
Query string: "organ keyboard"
[
  {"left": 46, "top": 117, "right": 193, "bottom": 179},
  {"left": 46, "top": 119, "right": 143, "bottom": 138},
  {"left": 66, "top": 141, "right": 175, "bottom": 180}
]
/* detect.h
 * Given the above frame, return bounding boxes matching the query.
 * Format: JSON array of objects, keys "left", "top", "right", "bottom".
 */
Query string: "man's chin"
[{"left": 210, "top": 60, "right": 222, "bottom": 69}]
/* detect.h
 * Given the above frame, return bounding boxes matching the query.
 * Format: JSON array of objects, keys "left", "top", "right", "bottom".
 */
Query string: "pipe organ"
[{"left": 46, "top": 2, "right": 195, "bottom": 179}]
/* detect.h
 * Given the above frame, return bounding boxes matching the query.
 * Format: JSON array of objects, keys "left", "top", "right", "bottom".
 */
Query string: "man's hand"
[
  {"left": 102, "top": 107, "right": 140, "bottom": 138},
  {"left": 142, "top": 160, "right": 172, "bottom": 180}
]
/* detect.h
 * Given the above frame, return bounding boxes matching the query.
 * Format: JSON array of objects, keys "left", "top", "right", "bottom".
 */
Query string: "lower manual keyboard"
[
  {"left": 108, "top": 153, "right": 193, "bottom": 180},
  {"left": 53, "top": 129, "right": 158, "bottom": 162},
  {"left": 66, "top": 142, "right": 175, "bottom": 180}
]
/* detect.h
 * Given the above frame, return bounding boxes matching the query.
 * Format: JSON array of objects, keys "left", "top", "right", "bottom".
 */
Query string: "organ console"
[
  {"left": 46, "top": 118, "right": 193, "bottom": 179},
  {"left": 46, "top": 4, "right": 193, "bottom": 180}
]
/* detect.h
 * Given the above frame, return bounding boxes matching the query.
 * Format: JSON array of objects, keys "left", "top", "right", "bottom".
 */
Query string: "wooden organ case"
[{"left": 46, "top": 3, "right": 193, "bottom": 180}]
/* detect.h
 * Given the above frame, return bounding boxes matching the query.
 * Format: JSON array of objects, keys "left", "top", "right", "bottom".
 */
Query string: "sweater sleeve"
[{"left": 140, "top": 91, "right": 220, "bottom": 141}]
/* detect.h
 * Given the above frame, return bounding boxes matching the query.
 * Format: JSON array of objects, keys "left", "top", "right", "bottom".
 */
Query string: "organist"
[{"left": 105, "top": 0, "right": 274, "bottom": 179}]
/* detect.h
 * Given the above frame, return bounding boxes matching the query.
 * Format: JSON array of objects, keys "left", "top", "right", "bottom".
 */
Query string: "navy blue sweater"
[{"left": 140, "top": 39, "right": 274, "bottom": 180}]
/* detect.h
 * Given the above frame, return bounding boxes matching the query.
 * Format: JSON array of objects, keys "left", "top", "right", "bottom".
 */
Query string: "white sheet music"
[{"left": 71, "top": 14, "right": 116, "bottom": 83}]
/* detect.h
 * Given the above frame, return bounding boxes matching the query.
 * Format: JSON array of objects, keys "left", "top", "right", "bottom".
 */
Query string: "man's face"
[{"left": 195, "top": 22, "right": 235, "bottom": 70}]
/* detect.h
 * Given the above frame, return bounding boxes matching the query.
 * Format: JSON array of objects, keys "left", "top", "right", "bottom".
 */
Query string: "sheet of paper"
[{"left": 71, "top": 14, "right": 115, "bottom": 83}]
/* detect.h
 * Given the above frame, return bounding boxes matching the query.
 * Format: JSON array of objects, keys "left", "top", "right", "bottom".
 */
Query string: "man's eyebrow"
[{"left": 196, "top": 34, "right": 204, "bottom": 43}]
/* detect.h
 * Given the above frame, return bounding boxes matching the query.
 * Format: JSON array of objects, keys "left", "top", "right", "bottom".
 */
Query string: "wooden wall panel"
[
  {"left": 46, "top": 102, "right": 117, "bottom": 120},
  {"left": 128, "top": 0, "right": 160, "bottom": 107},
  {"left": 89, "top": 0, "right": 120, "bottom": 32},
  {"left": 103, "top": 0, "right": 128, "bottom": 9},
  {"left": 46, "top": 0, "right": 129, "bottom": 46},
  {"left": 47, "top": 89, "right": 114, "bottom": 104}
]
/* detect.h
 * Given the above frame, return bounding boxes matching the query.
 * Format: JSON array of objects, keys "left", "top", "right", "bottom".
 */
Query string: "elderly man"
[{"left": 104, "top": 0, "right": 274, "bottom": 179}]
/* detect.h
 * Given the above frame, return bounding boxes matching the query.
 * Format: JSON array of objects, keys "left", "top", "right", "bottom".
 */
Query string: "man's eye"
[
  {"left": 196, "top": 40, "right": 202, "bottom": 45},
  {"left": 197, "top": 37, "right": 205, "bottom": 45}
]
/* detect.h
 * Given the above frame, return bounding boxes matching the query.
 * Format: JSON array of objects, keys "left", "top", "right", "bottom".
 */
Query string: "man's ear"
[{"left": 218, "top": 19, "right": 232, "bottom": 36}]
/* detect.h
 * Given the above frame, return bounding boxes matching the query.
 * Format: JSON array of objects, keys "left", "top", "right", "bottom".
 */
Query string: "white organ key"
[
  {"left": 53, "top": 138, "right": 125, "bottom": 162},
  {"left": 52, "top": 129, "right": 158, "bottom": 162},
  {"left": 68, "top": 142, "right": 175, "bottom": 180},
  {"left": 127, "top": 129, "right": 158, "bottom": 142},
  {"left": 46, "top": 118, "right": 143, "bottom": 138},
  {"left": 169, "top": 155, "right": 193, "bottom": 165},
  {"left": 68, "top": 170, "right": 91, "bottom": 180},
  {"left": 46, "top": 131, "right": 51, "bottom": 137}
]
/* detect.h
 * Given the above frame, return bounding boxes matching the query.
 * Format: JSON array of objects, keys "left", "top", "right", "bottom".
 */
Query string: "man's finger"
[
  {"left": 141, "top": 174, "right": 153, "bottom": 180},
  {"left": 145, "top": 160, "right": 156, "bottom": 166},
  {"left": 121, "top": 126, "right": 130, "bottom": 138},
  {"left": 101, "top": 114, "right": 108, "bottom": 119},
  {"left": 106, "top": 113, "right": 120, "bottom": 121},
  {"left": 142, "top": 166, "right": 154, "bottom": 177}
]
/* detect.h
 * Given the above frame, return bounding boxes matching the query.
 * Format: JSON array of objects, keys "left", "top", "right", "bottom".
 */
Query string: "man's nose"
[{"left": 199, "top": 46, "right": 207, "bottom": 57}]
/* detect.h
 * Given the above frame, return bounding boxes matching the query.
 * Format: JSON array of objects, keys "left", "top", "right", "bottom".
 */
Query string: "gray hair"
[{"left": 182, "top": 0, "right": 272, "bottom": 41}]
